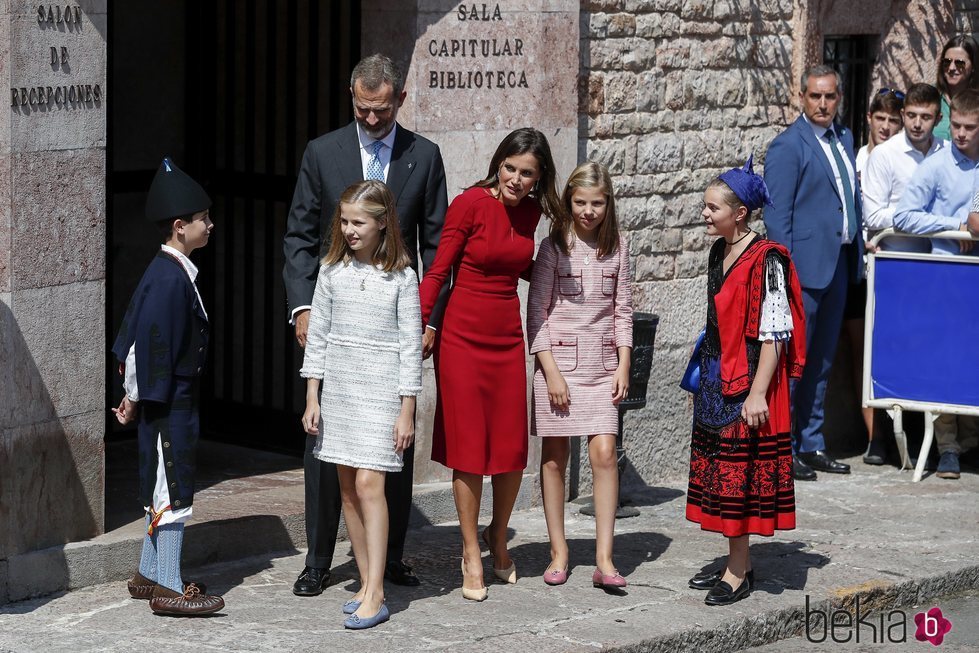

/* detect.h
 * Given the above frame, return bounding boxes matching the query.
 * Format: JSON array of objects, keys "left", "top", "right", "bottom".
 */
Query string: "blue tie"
[
  {"left": 366, "top": 140, "right": 384, "bottom": 181},
  {"left": 825, "top": 129, "right": 858, "bottom": 241}
]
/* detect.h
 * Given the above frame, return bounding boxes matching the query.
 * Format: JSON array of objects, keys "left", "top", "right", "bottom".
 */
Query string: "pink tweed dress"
[{"left": 527, "top": 234, "right": 633, "bottom": 437}]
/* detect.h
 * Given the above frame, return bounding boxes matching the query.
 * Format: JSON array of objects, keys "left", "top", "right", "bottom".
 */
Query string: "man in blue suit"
[{"left": 764, "top": 65, "right": 862, "bottom": 481}]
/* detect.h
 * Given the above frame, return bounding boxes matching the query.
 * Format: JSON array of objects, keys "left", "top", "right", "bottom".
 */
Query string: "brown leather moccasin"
[
  {"left": 128, "top": 573, "right": 208, "bottom": 600},
  {"left": 148, "top": 583, "right": 224, "bottom": 616}
]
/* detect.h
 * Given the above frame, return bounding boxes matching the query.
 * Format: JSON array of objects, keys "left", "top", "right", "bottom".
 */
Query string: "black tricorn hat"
[{"left": 145, "top": 157, "right": 212, "bottom": 221}]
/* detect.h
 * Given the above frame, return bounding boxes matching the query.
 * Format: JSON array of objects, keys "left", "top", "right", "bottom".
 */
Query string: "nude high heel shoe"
[
  {"left": 461, "top": 559, "right": 487, "bottom": 602},
  {"left": 482, "top": 528, "right": 517, "bottom": 584}
]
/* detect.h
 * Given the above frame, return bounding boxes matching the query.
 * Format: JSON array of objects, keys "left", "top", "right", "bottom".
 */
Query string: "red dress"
[
  {"left": 420, "top": 187, "right": 541, "bottom": 475},
  {"left": 685, "top": 237, "right": 806, "bottom": 537}
]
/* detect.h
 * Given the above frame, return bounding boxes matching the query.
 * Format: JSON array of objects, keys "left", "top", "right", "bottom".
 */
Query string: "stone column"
[
  {"left": 362, "top": 1, "right": 580, "bottom": 485},
  {"left": 0, "top": 1, "right": 107, "bottom": 601}
]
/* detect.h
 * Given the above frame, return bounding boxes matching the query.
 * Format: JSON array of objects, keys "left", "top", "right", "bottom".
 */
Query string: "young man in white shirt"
[
  {"left": 862, "top": 83, "right": 946, "bottom": 253},
  {"left": 856, "top": 90, "right": 904, "bottom": 180}
]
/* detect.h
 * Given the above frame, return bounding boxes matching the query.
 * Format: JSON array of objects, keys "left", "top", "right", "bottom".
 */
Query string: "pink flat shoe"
[
  {"left": 543, "top": 567, "right": 569, "bottom": 586},
  {"left": 592, "top": 569, "right": 627, "bottom": 590}
]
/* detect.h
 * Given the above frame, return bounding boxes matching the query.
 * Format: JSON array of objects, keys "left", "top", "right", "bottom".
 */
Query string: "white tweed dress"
[{"left": 300, "top": 259, "right": 423, "bottom": 472}]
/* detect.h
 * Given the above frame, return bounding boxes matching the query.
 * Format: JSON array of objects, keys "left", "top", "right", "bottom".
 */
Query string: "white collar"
[
  {"left": 899, "top": 130, "right": 945, "bottom": 157},
  {"left": 356, "top": 122, "right": 398, "bottom": 153},
  {"left": 161, "top": 244, "right": 198, "bottom": 283},
  {"left": 802, "top": 112, "right": 838, "bottom": 140}
]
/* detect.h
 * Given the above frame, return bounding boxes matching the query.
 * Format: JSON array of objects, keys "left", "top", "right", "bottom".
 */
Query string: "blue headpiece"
[{"left": 717, "top": 155, "right": 773, "bottom": 212}]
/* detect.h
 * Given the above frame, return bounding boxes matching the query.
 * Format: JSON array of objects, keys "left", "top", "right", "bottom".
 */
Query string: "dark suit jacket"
[
  {"left": 763, "top": 115, "right": 864, "bottom": 290},
  {"left": 112, "top": 252, "right": 209, "bottom": 403},
  {"left": 283, "top": 121, "right": 449, "bottom": 325}
]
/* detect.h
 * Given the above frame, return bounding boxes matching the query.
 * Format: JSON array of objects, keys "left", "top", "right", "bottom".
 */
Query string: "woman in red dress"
[{"left": 419, "top": 128, "right": 563, "bottom": 601}]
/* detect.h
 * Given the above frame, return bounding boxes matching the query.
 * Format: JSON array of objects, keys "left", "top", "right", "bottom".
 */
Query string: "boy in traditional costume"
[{"left": 111, "top": 158, "right": 224, "bottom": 616}]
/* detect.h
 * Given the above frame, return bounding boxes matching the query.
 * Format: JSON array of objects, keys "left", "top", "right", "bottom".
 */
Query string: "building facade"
[{"left": 0, "top": 0, "right": 963, "bottom": 601}]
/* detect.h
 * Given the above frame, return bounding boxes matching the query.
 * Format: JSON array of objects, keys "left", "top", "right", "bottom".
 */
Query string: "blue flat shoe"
[
  {"left": 342, "top": 599, "right": 362, "bottom": 615},
  {"left": 343, "top": 603, "right": 390, "bottom": 630}
]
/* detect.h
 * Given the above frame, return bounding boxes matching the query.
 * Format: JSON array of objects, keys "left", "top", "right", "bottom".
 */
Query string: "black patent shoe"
[
  {"left": 793, "top": 455, "right": 817, "bottom": 481},
  {"left": 292, "top": 566, "right": 330, "bottom": 596},
  {"left": 384, "top": 560, "right": 421, "bottom": 587},
  {"left": 798, "top": 450, "right": 850, "bottom": 474},
  {"left": 705, "top": 576, "right": 752, "bottom": 606},
  {"left": 690, "top": 568, "right": 754, "bottom": 591}
]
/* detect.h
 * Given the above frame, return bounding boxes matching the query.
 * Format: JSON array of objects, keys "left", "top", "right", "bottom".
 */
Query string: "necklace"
[
  {"left": 725, "top": 229, "right": 754, "bottom": 246},
  {"left": 572, "top": 232, "right": 598, "bottom": 265},
  {"left": 354, "top": 260, "right": 375, "bottom": 291}
]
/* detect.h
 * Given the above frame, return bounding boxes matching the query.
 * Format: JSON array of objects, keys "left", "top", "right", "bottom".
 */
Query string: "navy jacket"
[
  {"left": 112, "top": 252, "right": 208, "bottom": 402},
  {"left": 763, "top": 115, "right": 865, "bottom": 290}
]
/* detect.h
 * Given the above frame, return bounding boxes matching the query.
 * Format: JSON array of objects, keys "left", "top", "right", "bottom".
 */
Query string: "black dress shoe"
[
  {"left": 689, "top": 568, "right": 754, "bottom": 591},
  {"left": 384, "top": 560, "right": 421, "bottom": 587},
  {"left": 705, "top": 576, "right": 752, "bottom": 605},
  {"left": 863, "top": 438, "right": 886, "bottom": 466},
  {"left": 688, "top": 568, "right": 721, "bottom": 590},
  {"left": 292, "top": 566, "right": 330, "bottom": 596},
  {"left": 793, "top": 455, "right": 817, "bottom": 481},
  {"left": 798, "top": 450, "right": 850, "bottom": 474}
]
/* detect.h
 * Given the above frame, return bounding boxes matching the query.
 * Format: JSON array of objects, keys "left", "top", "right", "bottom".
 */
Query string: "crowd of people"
[{"left": 106, "top": 40, "right": 977, "bottom": 625}]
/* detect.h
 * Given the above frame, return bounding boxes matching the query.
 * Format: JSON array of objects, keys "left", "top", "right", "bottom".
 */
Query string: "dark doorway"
[
  {"left": 106, "top": 1, "right": 361, "bottom": 469},
  {"left": 824, "top": 35, "right": 877, "bottom": 148}
]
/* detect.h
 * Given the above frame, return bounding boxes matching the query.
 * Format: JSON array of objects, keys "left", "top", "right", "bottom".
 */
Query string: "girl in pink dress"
[{"left": 527, "top": 161, "right": 633, "bottom": 590}]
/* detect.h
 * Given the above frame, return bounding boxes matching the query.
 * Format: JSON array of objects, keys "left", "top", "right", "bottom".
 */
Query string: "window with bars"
[{"left": 823, "top": 35, "right": 878, "bottom": 148}]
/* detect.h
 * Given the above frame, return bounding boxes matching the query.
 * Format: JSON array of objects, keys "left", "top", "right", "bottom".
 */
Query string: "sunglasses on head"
[
  {"left": 877, "top": 87, "right": 905, "bottom": 100},
  {"left": 943, "top": 57, "right": 968, "bottom": 70}
]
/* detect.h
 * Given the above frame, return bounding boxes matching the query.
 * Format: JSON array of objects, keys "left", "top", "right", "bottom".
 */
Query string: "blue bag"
[{"left": 679, "top": 329, "right": 705, "bottom": 394}]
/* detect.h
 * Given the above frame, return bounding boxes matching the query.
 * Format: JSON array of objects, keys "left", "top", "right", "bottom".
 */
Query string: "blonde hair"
[
  {"left": 551, "top": 161, "right": 620, "bottom": 258},
  {"left": 322, "top": 180, "right": 410, "bottom": 272}
]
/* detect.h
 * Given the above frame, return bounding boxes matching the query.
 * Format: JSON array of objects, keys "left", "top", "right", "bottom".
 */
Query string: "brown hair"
[
  {"left": 904, "top": 83, "right": 941, "bottom": 110},
  {"left": 322, "top": 180, "right": 410, "bottom": 272},
  {"left": 950, "top": 88, "right": 979, "bottom": 118},
  {"left": 937, "top": 35, "right": 979, "bottom": 98},
  {"left": 551, "top": 161, "right": 620, "bottom": 258},
  {"left": 470, "top": 127, "right": 564, "bottom": 222},
  {"left": 868, "top": 90, "right": 904, "bottom": 116},
  {"left": 707, "top": 178, "right": 751, "bottom": 220}
]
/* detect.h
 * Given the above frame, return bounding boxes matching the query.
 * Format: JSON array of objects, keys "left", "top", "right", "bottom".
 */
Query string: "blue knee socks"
[
  {"left": 156, "top": 523, "right": 185, "bottom": 593},
  {"left": 137, "top": 514, "right": 158, "bottom": 581}
]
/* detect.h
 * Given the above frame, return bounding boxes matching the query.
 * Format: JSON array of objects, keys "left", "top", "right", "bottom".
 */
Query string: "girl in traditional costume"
[{"left": 685, "top": 157, "right": 806, "bottom": 606}]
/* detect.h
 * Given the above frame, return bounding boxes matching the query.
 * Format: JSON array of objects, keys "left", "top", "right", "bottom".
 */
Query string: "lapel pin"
[{"left": 408, "top": 162, "right": 414, "bottom": 169}]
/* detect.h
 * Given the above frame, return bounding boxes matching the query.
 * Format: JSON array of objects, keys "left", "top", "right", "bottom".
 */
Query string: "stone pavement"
[{"left": 1, "top": 459, "right": 977, "bottom": 653}]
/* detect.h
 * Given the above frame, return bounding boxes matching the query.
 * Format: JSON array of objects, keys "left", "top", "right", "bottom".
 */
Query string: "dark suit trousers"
[
  {"left": 791, "top": 244, "right": 851, "bottom": 454},
  {"left": 303, "top": 434, "right": 415, "bottom": 569}
]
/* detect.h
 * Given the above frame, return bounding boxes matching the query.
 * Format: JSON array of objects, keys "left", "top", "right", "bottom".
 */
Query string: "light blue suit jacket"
[{"left": 763, "top": 115, "right": 865, "bottom": 290}]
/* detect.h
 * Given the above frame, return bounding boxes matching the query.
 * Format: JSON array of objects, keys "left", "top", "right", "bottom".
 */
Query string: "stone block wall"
[
  {"left": 575, "top": 0, "right": 955, "bottom": 493},
  {"left": 577, "top": 0, "right": 796, "bottom": 488},
  {"left": 0, "top": 1, "right": 107, "bottom": 585}
]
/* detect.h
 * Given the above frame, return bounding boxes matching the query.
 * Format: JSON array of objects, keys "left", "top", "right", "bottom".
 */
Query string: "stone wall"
[
  {"left": 577, "top": 0, "right": 796, "bottom": 489},
  {"left": 362, "top": 1, "right": 580, "bottom": 486},
  {"left": 575, "top": 0, "right": 954, "bottom": 494},
  {"left": 0, "top": 1, "right": 107, "bottom": 592}
]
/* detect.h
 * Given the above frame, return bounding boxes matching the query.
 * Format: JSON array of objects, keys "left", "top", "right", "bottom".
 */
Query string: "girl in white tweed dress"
[
  {"left": 527, "top": 162, "right": 633, "bottom": 591},
  {"left": 300, "top": 180, "right": 422, "bottom": 630}
]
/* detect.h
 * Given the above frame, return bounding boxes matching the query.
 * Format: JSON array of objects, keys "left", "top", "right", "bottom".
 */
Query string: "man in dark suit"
[
  {"left": 764, "top": 65, "right": 862, "bottom": 481},
  {"left": 283, "top": 54, "right": 448, "bottom": 595}
]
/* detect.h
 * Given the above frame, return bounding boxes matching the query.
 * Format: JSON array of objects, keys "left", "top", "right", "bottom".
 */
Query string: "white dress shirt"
[
  {"left": 289, "top": 124, "right": 400, "bottom": 324},
  {"left": 804, "top": 114, "right": 857, "bottom": 244},
  {"left": 356, "top": 122, "right": 397, "bottom": 182},
  {"left": 862, "top": 131, "right": 946, "bottom": 251}
]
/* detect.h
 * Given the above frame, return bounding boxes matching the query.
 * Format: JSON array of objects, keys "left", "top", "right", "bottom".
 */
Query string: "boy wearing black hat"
[{"left": 110, "top": 158, "right": 224, "bottom": 616}]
